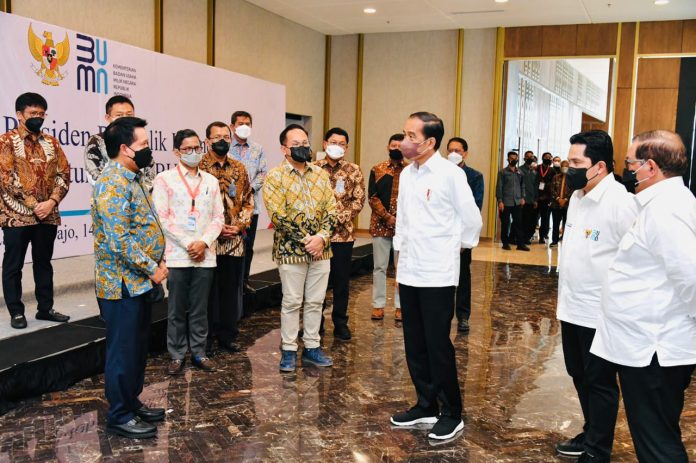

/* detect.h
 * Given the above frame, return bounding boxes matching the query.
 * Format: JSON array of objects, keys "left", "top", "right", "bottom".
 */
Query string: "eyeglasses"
[
  {"left": 209, "top": 135, "right": 231, "bottom": 142},
  {"left": 285, "top": 142, "right": 311, "bottom": 149},
  {"left": 178, "top": 146, "right": 203, "bottom": 155},
  {"left": 624, "top": 158, "right": 646, "bottom": 169}
]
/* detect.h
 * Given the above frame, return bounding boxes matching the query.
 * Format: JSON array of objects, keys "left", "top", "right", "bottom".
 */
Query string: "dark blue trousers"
[{"left": 99, "top": 283, "right": 151, "bottom": 425}]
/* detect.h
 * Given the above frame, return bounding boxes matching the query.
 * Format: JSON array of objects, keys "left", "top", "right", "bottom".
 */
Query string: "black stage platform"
[{"left": 0, "top": 244, "right": 373, "bottom": 414}]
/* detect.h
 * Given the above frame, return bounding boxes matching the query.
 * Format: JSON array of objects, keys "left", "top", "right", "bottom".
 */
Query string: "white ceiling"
[{"left": 244, "top": 0, "right": 696, "bottom": 35}]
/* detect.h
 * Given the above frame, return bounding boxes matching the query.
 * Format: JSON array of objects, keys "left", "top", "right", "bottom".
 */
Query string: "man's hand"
[
  {"left": 305, "top": 235, "right": 325, "bottom": 258},
  {"left": 498, "top": 201, "right": 505, "bottom": 212},
  {"left": 187, "top": 241, "right": 207, "bottom": 262},
  {"left": 220, "top": 224, "right": 240, "bottom": 238},
  {"left": 150, "top": 262, "right": 168, "bottom": 284},
  {"left": 34, "top": 200, "right": 55, "bottom": 220},
  {"left": 387, "top": 215, "right": 396, "bottom": 226}
]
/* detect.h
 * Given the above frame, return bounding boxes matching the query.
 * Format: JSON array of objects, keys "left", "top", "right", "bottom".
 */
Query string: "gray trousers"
[
  {"left": 372, "top": 237, "right": 400, "bottom": 309},
  {"left": 167, "top": 267, "right": 215, "bottom": 360}
]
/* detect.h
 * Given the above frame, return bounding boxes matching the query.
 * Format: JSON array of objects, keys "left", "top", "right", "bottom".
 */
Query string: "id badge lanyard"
[{"left": 177, "top": 164, "right": 203, "bottom": 229}]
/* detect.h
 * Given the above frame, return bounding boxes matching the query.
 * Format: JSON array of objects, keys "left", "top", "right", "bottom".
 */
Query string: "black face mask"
[
  {"left": 542, "top": 158, "right": 552, "bottom": 166},
  {"left": 25, "top": 117, "right": 44, "bottom": 134},
  {"left": 388, "top": 149, "right": 403, "bottom": 160},
  {"left": 622, "top": 168, "right": 637, "bottom": 186},
  {"left": 129, "top": 146, "right": 153, "bottom": 169},
  {"left": 524, "top": 158, "right": 533, "bottom": 165},
  {"left": 289, "top": 146, "right": 312, "bottom": 163},
  {"left": 566, "top": 167, "right": 589, "bottom": 190},
  {"left": 211, "top": 140, "right": 230, "bottom": 156},
  {"left": 509, "top": 159, "right": 518, "bottom": 167}
]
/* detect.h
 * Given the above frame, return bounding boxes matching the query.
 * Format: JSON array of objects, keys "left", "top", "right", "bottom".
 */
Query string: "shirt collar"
[
  {"left": 582, "top": 174, "right": 615, "bottom": 203},
  {"left": 283, "top": 159, "right": 315, "bottom": 176},
  {"left": 177, "top": 163, "right": 201, "bottom": 177},
  {"left": 635, "top": 176, "right": 684, "bottom": 207},
  {"left": 17, "top": 125, "right": 42, "bottom": 142},
  {"left": 203, "top": 152, "right": 230, "bottom": 168},
  {"left": 232, "top": 139, "right": 249, "bottom": 148},
  {"left": 415, "top": 151, "right": 442, "bottom": 172},
  {"left": 110, "top": 160, "right": 138, "bottom": 182}
]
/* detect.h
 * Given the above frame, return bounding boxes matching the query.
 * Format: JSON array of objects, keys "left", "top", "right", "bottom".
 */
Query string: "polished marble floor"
[{"left": 0, "top": 259, "right": 694, "bottom": 462}]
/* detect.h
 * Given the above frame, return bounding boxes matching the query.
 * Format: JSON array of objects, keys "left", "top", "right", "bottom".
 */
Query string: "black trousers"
[
  {"left": 399, "top": 284, "right": 461, "bottom": 417},
  {"left": 618, "top": 354, "right": 695, "bottom": 463},
  {"left": 328, "top": 241, "right": 353, "bottom": 329},
  {"left": 243, "top": 214, "right": 259, "bottom": 281},
  {"left": 561, "top": 321, "right": 619, "bottom": 460},
  {"left": 99, "top": 282, "right": 151, "bottom": 425},
  {"left": 551, "top": 207, "right": 568, "bottom": 244},
  {"left": 208, "top": 255, "right": 244, "bottom": 344},
  {"left": 521, "top": 203, "right": 537, "bottom": 242},
  {"left": 2, "top": 224, "right": 58, "bottom": 316},
  {"left": 455, "top": 248, "right": 472, "bottom": 322},
  {"left": 500, "top": 205, "right": 523, "bottom": 246},
  {"left": 538, "top": 202, "right": 551, "bottom": 241}
]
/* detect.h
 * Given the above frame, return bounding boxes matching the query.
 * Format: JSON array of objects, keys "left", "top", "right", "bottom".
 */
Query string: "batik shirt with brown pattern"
[
  {"left": 315, "top": 159, "right": 365, "bottom": 242},
  {"left": 199, "top": 152, "right": 254, "bottom": 257}
]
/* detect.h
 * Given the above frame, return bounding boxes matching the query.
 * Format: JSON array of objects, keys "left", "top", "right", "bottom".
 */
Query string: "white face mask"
[
  {"left": 325, "top": 144, "right": 345, "bottom": 160},
  {"left": 235, "top": 124, "right": 251, "bottom": 139},
  {"left": 561, "top": 167, "right": 569, "bottom": 174},
  {"left": 553, "top": 161, "right": 561, "bottom": 168},
  {"left": 181, "top": 152, "right": 203, "bottom": 167},
  {"left": 447, "top": 152, "right": 463, "bottom": 165}
]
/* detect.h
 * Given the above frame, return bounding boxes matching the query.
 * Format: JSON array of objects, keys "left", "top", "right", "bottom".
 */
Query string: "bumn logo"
[
  {"left": 76, "top": 33, "right": 108, "bottom": 94},
  {"left": 28, "top": 23, "right": 70, "bottom": 86}
]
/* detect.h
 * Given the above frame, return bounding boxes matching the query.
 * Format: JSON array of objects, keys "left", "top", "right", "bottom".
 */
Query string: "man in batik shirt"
[{"left": 315, "top": 127, "right": 365, "bottom": 341}]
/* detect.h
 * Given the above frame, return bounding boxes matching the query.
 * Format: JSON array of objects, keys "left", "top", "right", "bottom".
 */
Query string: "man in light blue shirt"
[{"left": 229, "top": 110, "right": 267, "bottom": 294}]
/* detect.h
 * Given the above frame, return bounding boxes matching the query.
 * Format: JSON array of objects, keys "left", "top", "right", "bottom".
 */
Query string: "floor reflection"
[{"left": 0, "top": 261, "right": 694, "bottom": 462}]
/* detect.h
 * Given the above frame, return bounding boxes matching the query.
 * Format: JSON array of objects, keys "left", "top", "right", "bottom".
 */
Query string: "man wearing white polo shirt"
[
  {"left": 591, "top": 130, "right": 696, "bottom": 463},
  {"left": 554, "top": 130, "right": 638, "bottom": 462},
  {"left": 389, "top": 112, "right": 481, "bottom": 441}
]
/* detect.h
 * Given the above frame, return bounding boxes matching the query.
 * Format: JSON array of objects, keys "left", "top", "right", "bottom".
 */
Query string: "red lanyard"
[
  {"left": 539, "top": 165, "right": 551, "bottom": 178},
  {"left": 177, "top": 164, "right": 202, "bottom": 212}
]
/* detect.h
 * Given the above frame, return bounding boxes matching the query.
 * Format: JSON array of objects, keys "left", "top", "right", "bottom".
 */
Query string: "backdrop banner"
[{"left": 0, "top": 11, "right": 286, "bottom": 262}]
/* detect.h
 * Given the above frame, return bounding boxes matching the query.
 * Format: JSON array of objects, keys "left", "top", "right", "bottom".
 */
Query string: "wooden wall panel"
[
  {"left": 637, "top": 58, "right": 681, "bottom": 89},
  {"left": 634, "top": 89, "right": 678, "bottom": 134},
  {"left": 613, "top": 88, "right": 632, "bottom": 169},
  {"left": 682, "top": 20, "right": 696, "bottom": 53},
  {"left": 618, "top": 22, "right": 636, "bottom": 89},
  {"left": 541, "top": 25, "right": 577, "bottom": 56},
  {"left": 638, "top": 21, "right": 683, "bottom": 54},
  {"left": 505, "top": 26, "right": 542, "bottom": 57},
  {"left": 576, "top": 23, "right": 619, "bottom": 56}
]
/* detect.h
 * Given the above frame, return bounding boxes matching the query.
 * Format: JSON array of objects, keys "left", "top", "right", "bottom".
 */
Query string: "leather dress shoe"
[
  {"left": 168, "top": 359, "right": 185, "bottom": 376},
  {"left": 36, "top": 310, "right": 70, "bottom": 322},
  {"left": 135, "top": 406, "right": 165, "bottom": 423},
  {"left": 219, "top": 340, "right": 241, "bottom": 353},
  {"left": 11, "top": 314, "right": 27, "bottom": 329},
  {"left": 192, "top": 356, "right": 217, "bottom": 371},
  {"left": 457, "top": 320, "right": 470, "bottom": 334},
  {"left": 106, "top": 417, "right": 156, "bottom": 439},
  {"left": 243, "top": 281, "right": 256, "bottom": 294}
]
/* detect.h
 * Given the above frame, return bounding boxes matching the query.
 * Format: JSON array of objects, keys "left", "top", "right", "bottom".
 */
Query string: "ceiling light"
[
  {"left": 654, "top": 0, "right": 669, "bottom": 4},
  {"left": 494, "top": 0, "right": 509, "bottom": 3},
  {"left": 364, "top": 7, "right": 377, "bottom": 14}
]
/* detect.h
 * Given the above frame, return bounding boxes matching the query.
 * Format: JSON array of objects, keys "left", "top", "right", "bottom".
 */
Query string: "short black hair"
[
  {"left": 324, "top": 127, "right": 349, "bottom": 144},
  {"left": 103, "top": 117, "right": 147, "bottom": 159},
  {"left": 524, "top": 150, "right": 534, "bottom": 156},
  {"left": 105, "top": 95, "right": 134, "bottom": 115},
  {"left": 507, "top": 151, "right": 518, "bottom": 158},
  {"left": 231, "top": 111, "right": 252, "bottom": 125},
  {"left": 206, "top": 121, "right": 230, "bottom": 139},
  {"left": 542, "top": 152, "right": 553, "bottom": 159},
  {"left": 174, "top": 129, "right": 200, "bottom": 150},
  {"left": 447, "top": 137, "right": 468, "bottom": 152},
  {"left": 280, "top": 124, "right": 308, "bottom": 145},
  {"left": 409, "top": 112, "right": 444, "bottom": 150},
  {"left": 15, "top": 92, "right": 47, "bottom": 113},
  {"left": 388, "top": 133, "right": 404, "bottom": 144},
  {"left": 569, "top": 130, "right": 614, "bottom": 173}
]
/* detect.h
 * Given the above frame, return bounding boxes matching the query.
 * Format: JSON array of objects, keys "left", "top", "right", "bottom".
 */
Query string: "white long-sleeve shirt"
[
  {"left": 152, "top": 165, "right": 225, "bottom": 268},
  {"left": 591, "top": 177, "right": 696, "bottom": 367},
  {"left": 394, "top": 152, "right": 482, "bottom": 287},
  {"left": 557, "top": 175, "right": 639, "bottom": 328}
]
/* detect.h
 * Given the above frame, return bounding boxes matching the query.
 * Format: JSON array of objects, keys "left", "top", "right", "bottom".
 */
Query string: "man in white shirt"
[
  {"left": 152, "top": 129, "right": 224, "bottom": 374},
  {"left": 555, "top": 130, "right": 639, "bottom": 462},
  {"left": 591, "top": 130, "right": 696, "bottom": 463},
  {"left": 389, "top": 112, "right": 482, "bottom": 441}
]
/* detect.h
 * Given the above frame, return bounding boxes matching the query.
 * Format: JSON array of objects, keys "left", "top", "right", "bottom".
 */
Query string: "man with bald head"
[{"left": 591, "top": 130, "right": 696, "bottom": 463}]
